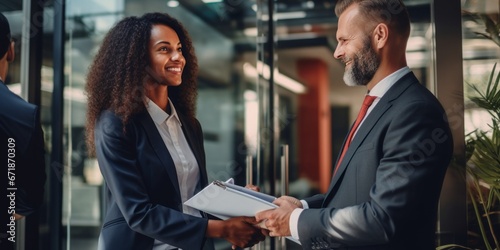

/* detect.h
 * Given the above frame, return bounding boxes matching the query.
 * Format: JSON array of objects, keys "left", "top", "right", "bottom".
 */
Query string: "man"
[
  {"left": 256, "top": 0, "right": 453, "bottom": 249},
  {"left": 0, "top": 12, "right": 46, "bottom": 249}
]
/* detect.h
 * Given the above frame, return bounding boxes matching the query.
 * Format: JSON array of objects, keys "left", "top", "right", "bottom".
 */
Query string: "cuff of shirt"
[
  {"left": 300, "top": 199, "right": 309, "bottom": 209},
  {"left": 289, "top": 208, "right": 304, "bottom": 240}
]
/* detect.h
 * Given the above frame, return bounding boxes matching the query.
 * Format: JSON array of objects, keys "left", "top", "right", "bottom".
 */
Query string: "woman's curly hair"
[{"left": 85, "top": 12, "right": 198, "bottom": 155}]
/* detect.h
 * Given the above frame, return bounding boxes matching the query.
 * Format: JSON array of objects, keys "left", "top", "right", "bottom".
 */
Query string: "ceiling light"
[
  {"left": 304, "top": 1, "right": 315, "bottom": 9},
  {"left": 274, "top": 70, "right": 307, "bottom": 94},
  {"left": 252, "top": 4, "right": 257, "bottom": 12},
  {"left": 202, "top": 0, "right": 223, "bottom": 3},
  {"left": 167, "top": 0, "right": 179, "bottom": 7},
  {"left": 244, "top": 27, "right": 258, "bottom": 37},
  {"left": 261, "top": 11, "right": 307, "bottom": 21},
  {"left": 244, "top": 62, "right": 307, "bottom": 94}
]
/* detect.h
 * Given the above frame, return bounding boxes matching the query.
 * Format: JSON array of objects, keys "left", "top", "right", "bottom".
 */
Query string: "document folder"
[
  {"left": 184, "top": 179, "right": 276, "bottom": 220},
  {"left": 184, "top": 179, "right": 301, "bottom": 245}
]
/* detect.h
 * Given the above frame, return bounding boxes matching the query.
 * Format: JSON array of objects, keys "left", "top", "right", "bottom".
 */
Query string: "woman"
[{"left": 85, "top": 12, "right": 264, "bottom": 250}]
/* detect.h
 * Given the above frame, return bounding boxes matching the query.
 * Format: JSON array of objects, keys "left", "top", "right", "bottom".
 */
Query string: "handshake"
[
  {"left": 248, "top": 184, "right": 304, "bottom": 238},
  {"left": 186, "top": 180, "right": 303, "bottom": 249}
]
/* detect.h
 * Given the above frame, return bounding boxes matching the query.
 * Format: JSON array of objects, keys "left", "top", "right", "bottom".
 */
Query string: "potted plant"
[
  {"left": 464, "top": 64, "right": 500, "bottom": 250},
  {"left": 438, "top": 11, "right": 500, "bottom": 250}
]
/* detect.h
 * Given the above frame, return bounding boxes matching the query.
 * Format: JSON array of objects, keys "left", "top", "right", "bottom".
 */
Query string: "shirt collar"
[
  {"left": 369, "top": 66, "right": 410, "bottom": 98},
  {"left": 144, "top": 97, "right": 182, "bottom": 126}
]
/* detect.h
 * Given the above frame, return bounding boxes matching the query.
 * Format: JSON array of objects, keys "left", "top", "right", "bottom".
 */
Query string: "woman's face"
[{"left": 147, "top": 24, "right": 185, "bottom": 86}]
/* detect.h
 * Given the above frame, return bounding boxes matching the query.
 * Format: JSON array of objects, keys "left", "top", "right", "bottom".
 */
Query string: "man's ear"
[
  {"left": 6, "top": 41, "right": 15, "bottom": 62},
  {"left": 372, "top": 23, "right": 388, "bottom": 49}
]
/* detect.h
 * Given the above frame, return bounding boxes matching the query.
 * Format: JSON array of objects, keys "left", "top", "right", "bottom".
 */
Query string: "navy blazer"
[
  {"left": 0, "top": 82, "right": 46, "bottom": 248},
  {"left": 95, "top": 109, "right": 213, "bottom": 250},
  {"left": 299, "top": 73, "right": 453, "bottom": 250}
]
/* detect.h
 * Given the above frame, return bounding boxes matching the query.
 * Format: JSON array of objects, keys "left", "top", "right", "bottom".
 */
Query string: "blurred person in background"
[{"left": 0, "top": 12, "right": 46, "bottom": 250}]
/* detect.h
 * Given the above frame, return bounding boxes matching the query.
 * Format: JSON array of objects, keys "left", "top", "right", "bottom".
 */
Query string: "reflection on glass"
[{"left": 63, "top": 0, "right": 124, "bottom": 249}]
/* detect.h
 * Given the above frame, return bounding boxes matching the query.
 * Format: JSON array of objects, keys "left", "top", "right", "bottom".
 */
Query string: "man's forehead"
[
  {"left": 337, "top": 7, "right": 366, "bottom": 34},
  {"left": 338, "top": 3, "right": 364, "bottom": 26}
]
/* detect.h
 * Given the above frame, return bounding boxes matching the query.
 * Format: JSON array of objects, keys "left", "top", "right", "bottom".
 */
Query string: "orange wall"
[{"left": 297, "top": 58, "right": 332, "bottom": 193}]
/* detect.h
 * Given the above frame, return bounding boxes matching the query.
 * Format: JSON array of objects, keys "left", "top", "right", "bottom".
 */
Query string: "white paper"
[
  {"left": 184, "top": 180, "right": 277, "bottom": 220},
  {"left": 184, "top": 179, "right": 301, "bottom": 245}
]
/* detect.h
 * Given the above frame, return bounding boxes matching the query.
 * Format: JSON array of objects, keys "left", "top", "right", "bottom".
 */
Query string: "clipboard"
[
  {"left": 184, "top": 179, "right": 277, "bottom": 220},
  {"left": 184, "top": 179, "right": 301, "bottom": 245}
]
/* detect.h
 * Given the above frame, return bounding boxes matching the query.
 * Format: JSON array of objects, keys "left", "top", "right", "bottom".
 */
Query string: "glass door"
[{"left": 57, "top": 0, "right": 464, "bottom": 249}]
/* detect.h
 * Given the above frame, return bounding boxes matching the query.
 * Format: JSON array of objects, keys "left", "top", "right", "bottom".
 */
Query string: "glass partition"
[
  {"left": 62, "top": 1, "right": 124, "bottom": 249},
  {"left": 61, "top": 0, "right": 262, "bottom": 249},
  {"left": 1, "top": 0, "right": 474, "bottom": 249}
]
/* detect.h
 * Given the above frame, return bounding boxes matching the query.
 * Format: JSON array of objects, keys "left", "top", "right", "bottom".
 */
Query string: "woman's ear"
[
  {"left": 373, "top": 23, "right": 388, "bottom": 49},
  {"left": 6, "top": 41, "right": 15, "bottom": 62}
]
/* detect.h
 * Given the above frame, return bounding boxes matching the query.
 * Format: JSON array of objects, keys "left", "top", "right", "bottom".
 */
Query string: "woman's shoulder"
[
  {"left": 96, "top": 109, "right": 140, "bottom": 132},
  {"left": 177, "top": 113, "right": 201, "bottom": 128},
  {"left": 98, "top": 109, "right": 121, "bottom": 123},
  {"left": 98, "top": 109, "right": 144, "bottom": 122}
]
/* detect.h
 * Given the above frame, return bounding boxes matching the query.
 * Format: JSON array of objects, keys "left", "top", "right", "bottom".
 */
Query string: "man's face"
[
  {"left": 342, "top": 36, "right": 380, "bottom": 86},
  {"left": 333, "top": 4, "right": 380, "bottom": 86}
]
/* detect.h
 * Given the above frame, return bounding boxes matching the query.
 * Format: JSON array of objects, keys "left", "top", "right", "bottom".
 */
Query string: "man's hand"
[
  {"left": 278, "top": 195, "right": 303, "bottom": 208},
  {"left": 255, "top": 196, "right": 301, "bottom": 237}
]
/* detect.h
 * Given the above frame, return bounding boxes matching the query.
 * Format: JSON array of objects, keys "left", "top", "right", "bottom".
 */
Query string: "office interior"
[{"left": 1, "top": 0, "right": 498, "bottom": 249}]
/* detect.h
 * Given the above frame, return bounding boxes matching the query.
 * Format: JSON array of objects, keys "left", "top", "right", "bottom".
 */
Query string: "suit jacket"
[
  {"left": 0, "top": 82, "right": 46, "bottom": 248},
  {"left": 95, "top": 109, "right": 214, "bottom": 250},
  {"left": 298, "top": 72, "right": 453, "bottom": 250}
]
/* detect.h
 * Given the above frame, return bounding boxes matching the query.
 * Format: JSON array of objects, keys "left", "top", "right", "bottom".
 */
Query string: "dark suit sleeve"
[
  {"left": 298, "top": 99, "right": 453, "bottom": 246},
  {"left": 95, "top": 111, "right": 208, "bottom": 249},
  {"left": 303, "top": 194, "right": 325, "bottom": 208},
  {"left": 15, "top": 107, "right": 46, "bottom": 216}
]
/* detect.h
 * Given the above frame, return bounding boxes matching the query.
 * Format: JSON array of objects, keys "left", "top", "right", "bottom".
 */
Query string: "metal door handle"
[
  {"left": 280, "top": 144, "right": 289, "bottom": 196},
  {"left": 246, "top": 155, "right": 253, "bottom": 185}
]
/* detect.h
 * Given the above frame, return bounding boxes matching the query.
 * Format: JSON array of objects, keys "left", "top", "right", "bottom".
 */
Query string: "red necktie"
[{"left": 333, "top": 95, "right": 377, "bottom": 176}]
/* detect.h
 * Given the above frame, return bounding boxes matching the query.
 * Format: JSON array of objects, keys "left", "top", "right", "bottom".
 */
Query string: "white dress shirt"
[
  {"left": 289, "top": 66, "right": 411, "bottom": 240},
  {"left": 145, "top": 98, "right": 202, "bottom": 250}
]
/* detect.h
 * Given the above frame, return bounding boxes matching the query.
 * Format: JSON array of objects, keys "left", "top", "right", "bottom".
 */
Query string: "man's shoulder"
[
  {"left": 0, "top": 84, "right": 37, "bottom": 118},
  {"left": 0, "top": 87, "right": 39, "bottom": 154},
  {"left": 390, "top": 73, "right": 443, "bottom": 105}
]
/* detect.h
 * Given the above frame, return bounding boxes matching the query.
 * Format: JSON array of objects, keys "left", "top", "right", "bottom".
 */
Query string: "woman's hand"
[
  {"left": 207, "top": 217, "right": 266, "bottom": 249},
  {"left": 245, "top": 184, "right": 260, "bottom": 192},
  {"left": 224, "top": 217, "right": 265, "bottom": 248}
]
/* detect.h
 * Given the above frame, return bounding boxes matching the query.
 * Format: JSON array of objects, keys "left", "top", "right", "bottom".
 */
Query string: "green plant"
[
  {"left": 466, "top": 63, "right": 500, "bottom": 250},
  {"left": 438, "top": 10, "right": 500, "bottom": 250},
  {"left": 438, "top": 64, "right": 500, "bottom": 250},
  {"left": 468, "top": 63, "right": 500, "bottom": 249},
  {"left": 462, "top": 11, "right": 500, "bottom": 48}
]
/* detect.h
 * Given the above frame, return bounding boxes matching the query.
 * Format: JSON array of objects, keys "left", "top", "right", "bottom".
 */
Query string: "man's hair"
[
  {"left": 335, "top": 0, "right": 411, "bottom": 39},
  {"left": 0, "top": 12, "right": 12, "bottom": 58}
]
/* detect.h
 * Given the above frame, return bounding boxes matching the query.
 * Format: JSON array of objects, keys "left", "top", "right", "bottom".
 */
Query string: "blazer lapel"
[
  {"left": 137, "top": 111, "right": 181, "bottom": 197},
  {"left": 178, "top": 115, "right": 208, "bottom": 188},
  {"left": 323, "top": 72, "right": 418, "bottom": 206}
]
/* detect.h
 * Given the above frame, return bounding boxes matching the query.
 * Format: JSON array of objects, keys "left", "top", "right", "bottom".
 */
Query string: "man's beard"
[{"left": 343, "top": 37, "right": 380, "bottom": 87}]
